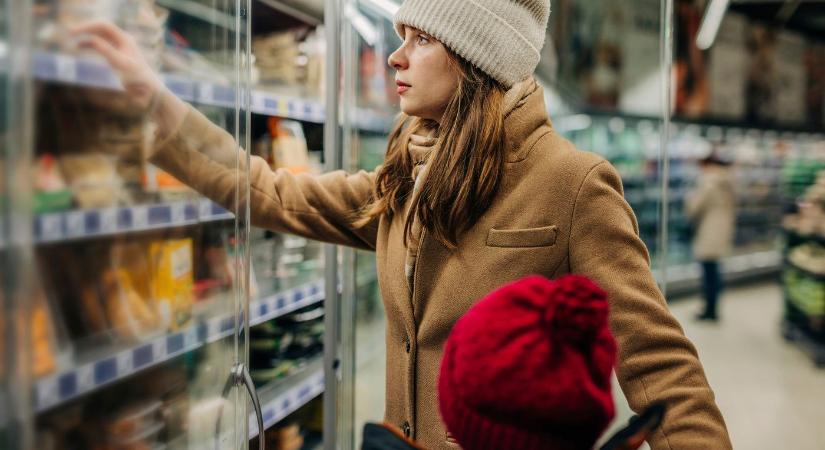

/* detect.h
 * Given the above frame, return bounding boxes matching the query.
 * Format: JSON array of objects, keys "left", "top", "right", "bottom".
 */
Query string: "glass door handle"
[{"left": 216, "top": 363, "right": 266, "bottom": 450}]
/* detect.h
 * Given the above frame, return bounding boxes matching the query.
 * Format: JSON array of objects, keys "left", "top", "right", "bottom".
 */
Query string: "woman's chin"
[{"left": 400, "top": 103, "right": 437, "bottom": 121}]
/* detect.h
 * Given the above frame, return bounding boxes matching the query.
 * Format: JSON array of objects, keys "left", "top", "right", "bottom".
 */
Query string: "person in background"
[
  {"left": 685, "top": 153, "right": 737, "bottom": 322},
  {"left": 362, "top": 275, "right": 665, "bottom": 450},
  {"left": 72, "top": 0, "right": 731, "bottom": 447}
]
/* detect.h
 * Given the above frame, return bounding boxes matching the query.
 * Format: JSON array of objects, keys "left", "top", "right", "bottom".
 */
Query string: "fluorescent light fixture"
[
  {"left": 696, "top": 0, "right": 730, "bottom": 50},
  {"left": 346, "top": 4, "right": 379, "bottom": 46},
  {"left": 361, "top": 0, "right": 400, "bottom": 19}
]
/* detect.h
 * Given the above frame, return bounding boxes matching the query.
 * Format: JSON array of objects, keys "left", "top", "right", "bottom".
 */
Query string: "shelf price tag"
[
  {"left": 184, "top": 327, "right": 199, "bottom": 349},
  {"left": 40, "top": 214, "right": 63, "bottom": 241},
  {"left": 251, "top": 91, "right": 267, "bottom": 112},
  {"left": 36, "top": 377, "right": 59, "bottom": 411},
  {"left": 100, "top": 208, "right": 118, "bottom": 234},
  {"left": 66, "top": 211, "right": 86, "bottom": 238},
  {"left": 199, "top": 82, "right": 215, "bottom": 104},
  {"left": 199, "top": 199, "right": 213, "bottom": 220},
  {"left": 152, "top": 338, "right": 166, "bottom": 362},
  {"left": 55, "top": 54, "right": 78, "bottom": 82},
  {"left": 76, "top": 364, "right": 95, "bottom": 395},
  {"left": 132, "top": 206, "right": 149, "bottom": 229},
  {"left": 171, "top": 202, "right": 186, "bottom": 224},
  {"left": 116, "top": 350, "right": 134, "bottom": 378},
  {"left": 277, "top": 99, "right": 290, "bottom": 117}
]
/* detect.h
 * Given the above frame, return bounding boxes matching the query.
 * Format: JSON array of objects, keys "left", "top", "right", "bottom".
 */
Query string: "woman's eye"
[{"left": 417, "top": 35, "right": 430, "bottom": 45}]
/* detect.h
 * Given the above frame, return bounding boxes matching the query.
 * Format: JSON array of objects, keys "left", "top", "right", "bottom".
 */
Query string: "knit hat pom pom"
[{"left": 543, "top": 275, "right": 610, "bottom": 343}]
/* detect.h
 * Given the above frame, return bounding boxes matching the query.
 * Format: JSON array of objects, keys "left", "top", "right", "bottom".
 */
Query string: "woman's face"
[{"left": 388, "top": 26, "right": 460, "bottom": 122}]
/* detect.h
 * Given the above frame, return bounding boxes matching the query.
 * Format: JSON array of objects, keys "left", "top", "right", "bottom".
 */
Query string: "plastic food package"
[
  {"left": 30, "top": 292, "right": 59, "bottom": 377},
  {"left": 102, "top": 268, "right": 161, "bottom": 342},
  {"left": 142, "top": 164, "right": 194, "bottom": 202},
  {"left": 149, "top": 239, "right": 194, "bottom": 331},
  {"left": 104, "top": 400, "right": 162, "bottom": 439},
  {"left": 59, "top": 153, "right": 126, "bottom": 208},
  {"left": 268, "top": 118, "right": 311, "bottom": 174},
  {"left": 265, "top": 424, "right": 304, "bottom": 450},
  {"left": 33, "top": 154, "right": 73, "bottom": 213},
  {"left": 105, "top": 421, "right": 164, "bottom": 450},
  {"left": 253, "top": 31, "right": 300, "bottom": 85}
]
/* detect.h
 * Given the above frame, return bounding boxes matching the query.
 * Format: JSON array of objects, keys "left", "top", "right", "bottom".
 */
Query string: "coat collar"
[{"left": 503, "top": 80, "right": 553, "bottom": 163}]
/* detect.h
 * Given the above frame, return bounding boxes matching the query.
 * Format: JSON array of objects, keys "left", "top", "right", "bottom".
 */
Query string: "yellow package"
[
  {"left": 149, "top": 239, "right": 194, "bottom": 331},
  {"left": 103, "top": 268, "right": 160, "bottom": 342}
]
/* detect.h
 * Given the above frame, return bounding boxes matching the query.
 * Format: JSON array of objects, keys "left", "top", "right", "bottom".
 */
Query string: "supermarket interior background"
[{"left": 1, "top": 0, "right": 824, "bottom": 449}]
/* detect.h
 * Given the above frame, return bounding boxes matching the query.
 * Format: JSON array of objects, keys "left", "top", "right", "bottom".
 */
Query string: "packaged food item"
[
  {"left": 267, "top": 118, "right": 311, "bottom": 174},
  {"left": 106, "top": 421, "right": 164, "bottom": 450},
  {"left": 141, "top": 164, "right": 194, "bottom": 202},
  {"left": 253, "top": 31, "right": 301, "bottom": 85},
  {"left": 33, "top": 154, "right": 73, "bottom": 213},
  {"left": 149, "top": 239, "right": 194, "bottom": 330},
  {"left": 103, "top": 268, "right": 160, "bottom": 342},
  {"left": 104, "top": 400, "right": 162, "bottom": 439},
  {"left": 112, "top": 242, "right": 154, "bottom": 301},
  {"left": 59, "top": 153, "right": 125, "bottom": 208},
  {"left": 264, "top": 423, "right": 303, "bottom": 450},
  {"left": 187, "top": 397, "right": 232, "bottom": 447},
  {"left": 31, "top": 293, "right": 59, "bottom": 377}
]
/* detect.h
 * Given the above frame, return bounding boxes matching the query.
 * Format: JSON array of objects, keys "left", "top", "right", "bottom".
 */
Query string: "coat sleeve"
[
  {"left": 569, "top": 161, "right": 731, "bottom": 450},
  {"left": 149, "top": 106, "right": 379, "bottom": 250}
]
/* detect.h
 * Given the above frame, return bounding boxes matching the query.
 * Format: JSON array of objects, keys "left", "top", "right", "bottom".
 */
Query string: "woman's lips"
[{"left": 396, "top": 80, "right": 411, "bottom": 94}]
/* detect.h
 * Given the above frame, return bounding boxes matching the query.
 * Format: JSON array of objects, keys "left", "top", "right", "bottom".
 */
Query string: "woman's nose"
[{"left": 388, "top": 47, "right": 407, "bottom": 70}]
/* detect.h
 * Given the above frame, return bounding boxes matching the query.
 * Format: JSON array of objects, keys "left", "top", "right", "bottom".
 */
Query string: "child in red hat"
[{"left": 363, "top": 275, "right": 664, "bottom": 450}]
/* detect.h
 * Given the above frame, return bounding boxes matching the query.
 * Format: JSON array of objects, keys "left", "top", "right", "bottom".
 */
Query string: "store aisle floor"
[{"left": 610, "top": 280, "right": 825, "bottom": 450}]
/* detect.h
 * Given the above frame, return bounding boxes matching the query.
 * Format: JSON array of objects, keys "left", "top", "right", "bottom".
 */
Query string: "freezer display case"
[
  {"left": 3, "top": 0, "right": 346, "bottom": 449},
  {"left": 8, "top": 0, "right": 257, "bottom": 448}
]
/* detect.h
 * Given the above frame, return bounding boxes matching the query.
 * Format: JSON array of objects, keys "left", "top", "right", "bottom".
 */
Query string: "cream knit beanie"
[{"left": 394, "top": 0, "right": 550, "bottom": 88}]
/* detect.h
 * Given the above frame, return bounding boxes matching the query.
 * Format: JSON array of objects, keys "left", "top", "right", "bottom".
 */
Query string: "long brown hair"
[{"left": 358, "top": 51, "right": 508, "bottom": 249}]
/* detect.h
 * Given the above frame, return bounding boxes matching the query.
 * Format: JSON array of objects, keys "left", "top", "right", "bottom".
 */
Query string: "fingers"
[
  {"left": 71, "top": 19, "right": 129, "bottom": 48},
  {"left": 78, "top": 35, "right": 131, "bottom": 71}
]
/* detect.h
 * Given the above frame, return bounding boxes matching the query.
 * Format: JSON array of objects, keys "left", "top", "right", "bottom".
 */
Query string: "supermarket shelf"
[
  {"left": 34, "top": 279, "right": 325, "bottom": 413},
  {"left": 662, "top": 250, "right": 782, "bottom": 296},
  {"left": 555, "top": 108, "right": 825, "bottom": 135},
  {"left": 784, "top": 228, "right": 825, "bottom": 248},
  {"left": 248, "top": 358, "right": 325, "bottom": 439},
  {"left": 782, "top": 319, "right": 825, "bottom": 368},
  {"left": 30, "top": 199, "right": 232, "bottom": 245},
  {"left": 156, "top": 0, "right": 237, "bottom": 30},
  {"left": 784, "top": 257, "right": 825, "bottom": 282},
  {"left": 158, "top": 0, "right": 324, "bottom": 28},
  {"left": 19, "top": 50, "right": 393, "bottom": 132}
]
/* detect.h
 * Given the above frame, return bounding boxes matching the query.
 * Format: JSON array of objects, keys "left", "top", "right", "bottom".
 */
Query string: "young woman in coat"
[{"left": 75, "top": 0, "right": 731, "bottom": 448}]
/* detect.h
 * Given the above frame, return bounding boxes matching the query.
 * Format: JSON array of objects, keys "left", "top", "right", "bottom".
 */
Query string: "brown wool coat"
[{"left": 150, "top": 85, "right": 731, "bottom": 450}]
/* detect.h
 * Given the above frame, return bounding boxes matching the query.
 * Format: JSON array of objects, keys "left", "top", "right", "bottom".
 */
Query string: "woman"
[
  {"left": 685, "top": 154, "right": 736, "bottom": 322},
  {"left": 75, "top": 1, "right": 731, "bottom": 448}
]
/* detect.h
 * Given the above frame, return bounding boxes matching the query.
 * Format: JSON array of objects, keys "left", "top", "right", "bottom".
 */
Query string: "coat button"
[
  {"left": 405, "top": 339, "right": 411, "bottom": 353},
  {"left": 402, "top": 421, "right": 411, "bottom": 438}
]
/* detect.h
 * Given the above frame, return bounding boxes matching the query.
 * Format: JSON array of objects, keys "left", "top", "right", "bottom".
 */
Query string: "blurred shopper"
[
  {"left": 73, "top": 0, "right": 731, "bottom": 447},
  {"left": 362, "top": 275, "right": 665, "bottom": 450},
  {"left": 685, "top": 154, "right": 737, "bottom": 322}
]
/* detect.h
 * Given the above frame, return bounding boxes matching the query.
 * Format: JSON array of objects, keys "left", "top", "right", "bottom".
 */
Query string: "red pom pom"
[{"left": 543, "top": 275, "right": 610, "bottom": 343}]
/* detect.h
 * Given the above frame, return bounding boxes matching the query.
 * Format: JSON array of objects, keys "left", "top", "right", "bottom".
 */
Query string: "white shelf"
[
  {"left": 658, "top": 250, "right": 781, "bottom": 295},
  {"left": 248, "top": 360, "right": 325, "bottom": 439},
  {"left": 35, "top": 279, "right": 325, "bottom": 413},
  {"left": 29, "top": 199, "right": 232, "bottom": 245},
  {"left": 21, "top": 50, "right": 393, "bottom": 131}
]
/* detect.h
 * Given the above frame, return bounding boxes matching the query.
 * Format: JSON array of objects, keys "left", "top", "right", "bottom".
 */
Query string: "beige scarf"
[{"left": 403, "top": 78, "right": 538, "bottom": 292}]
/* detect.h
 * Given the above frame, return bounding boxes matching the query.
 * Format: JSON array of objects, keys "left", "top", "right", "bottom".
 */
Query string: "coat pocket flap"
[{"left": 486, "top": 225, "right": 558, "bottom": 248}]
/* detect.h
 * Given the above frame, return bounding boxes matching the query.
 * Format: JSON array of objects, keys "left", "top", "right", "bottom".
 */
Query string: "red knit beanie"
[{"left": 438, "top": 275, "right": 618, "bottom": 450}]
